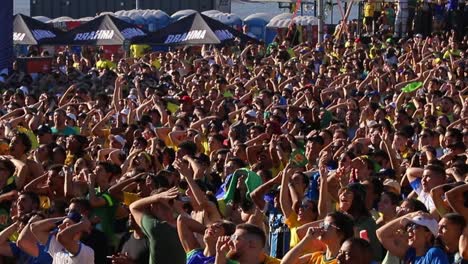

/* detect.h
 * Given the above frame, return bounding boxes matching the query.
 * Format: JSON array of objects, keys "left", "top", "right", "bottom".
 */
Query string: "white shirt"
[
  {"left": 46, "top": 234, "right": 95, "bottom": 264},
  {"left": 410, "top": 178, "right": 435, "bottom": 211}
]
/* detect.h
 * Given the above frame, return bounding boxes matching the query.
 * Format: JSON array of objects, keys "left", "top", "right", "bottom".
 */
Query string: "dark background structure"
[{"left": 30, "top": 0, "right": 215, "bottom": 18}]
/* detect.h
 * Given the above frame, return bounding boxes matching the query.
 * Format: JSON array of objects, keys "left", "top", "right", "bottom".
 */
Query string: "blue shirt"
[
  {"left": 405, "top": 247, "right": 449, "bottom": 264},
  {"left": 9, "top": 242, "right": 52, "bottom": 264},
  {"left": 186, "top": 249, "right": 214, "bottom": 264}
]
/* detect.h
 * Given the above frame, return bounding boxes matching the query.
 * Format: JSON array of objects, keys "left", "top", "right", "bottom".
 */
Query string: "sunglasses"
[
  {"left": 320, "top": 222, "right": 340, "bottom": 231},
  {"left": 406, "top": 223, "right": 429, "bottom": 233}
]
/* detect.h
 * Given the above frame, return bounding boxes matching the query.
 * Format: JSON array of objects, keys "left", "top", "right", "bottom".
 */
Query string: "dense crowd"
[{"left": 0, "top": 14, "right": 466, "bottom": 264}]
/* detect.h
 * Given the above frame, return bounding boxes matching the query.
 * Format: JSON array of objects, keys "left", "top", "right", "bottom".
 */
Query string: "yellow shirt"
[
  {"left": 123, "top": 192, "right": 141, "bottom": 206},
  {"left": 364, "top": 3, "right": 375, "bottom": 17},
  {"left": 308, "top": 252, "right": 337, "bottom": 264},
  {"left": 130, "top": 44, "right": 150, "bottom": 58},
  {"left": 96, "top": 59, "right": 112, "bottom": 70},
  {"left": 285, "top": 211, "right": 327, "bottom": 252}
]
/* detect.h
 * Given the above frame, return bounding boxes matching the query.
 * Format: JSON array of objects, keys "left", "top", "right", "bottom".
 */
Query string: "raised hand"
[
  {"left": 216, "top": 236, "right": 232, "bottom": 255},
  {"left": 157, "top": 187, "right": 179, "bottom": 201}
]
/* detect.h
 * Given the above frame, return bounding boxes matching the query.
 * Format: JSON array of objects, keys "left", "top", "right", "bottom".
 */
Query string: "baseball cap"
[
  {"left": 180, "top": 95, "right": 193, "bottom": 104},
  {"left": 18, "top": 86, "right": 29, "bottom": 95},
  {"left": 109, "top": 134, "right": 126, "bottom": 146},
  {"left": 383, "top": 178, "right": 401, "bottom": 195},
  {"left": 401, "top": 214, "right": 438, "bottom": 236},
  {"left": 245, "top": 109, "right": 257, "bottom": 118},
  {"left": 66, "top": 113, "right": 77, "bottom": 122},
  {"left": 35, "top": 125, "right": 52, "bottom": 135}
]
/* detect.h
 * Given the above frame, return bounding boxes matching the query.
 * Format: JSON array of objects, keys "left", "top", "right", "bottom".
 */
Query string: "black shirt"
[
  {"left": 118, "top": 232, "right": 150, "bottom": 264},
  {"left": 82, "top": 228, "right": 109, "bottom": 264}
]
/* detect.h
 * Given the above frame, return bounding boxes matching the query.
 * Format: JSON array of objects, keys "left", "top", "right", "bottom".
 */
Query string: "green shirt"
[
  {"left": 355, "top": 216, "right": 382, "bottom": 261},
  {"left": 51, "top": 126, "right": 77, "bottom": 136},
  {"left": 141, "top": 214, "right": 185, "bottom": 264},
  {"left": 89, "top": 189, "right": 117, "bottom": 243}
]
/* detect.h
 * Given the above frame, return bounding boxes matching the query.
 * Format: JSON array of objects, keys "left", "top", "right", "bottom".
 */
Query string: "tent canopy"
[
  {"left": 56, "top": 14, "right": 148, "bottom": 46},
  {"left": 13, "top": 14, "right": 65, "bottom": 45},
  {"left": 132, "top": 12, "right": 258, "bottom": 46}
]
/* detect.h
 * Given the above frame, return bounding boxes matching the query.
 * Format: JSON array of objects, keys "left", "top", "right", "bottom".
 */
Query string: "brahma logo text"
[
  {"left": 74, "top": 30, "right": 114, "bottom": 41},
  {"left": 164, "top": 30, "right": 206, "bottom": 44},
  {"left": 13, "top": 32, "right": 26, "bottom": 41},
  {"left": 31, "top": 30, "right": 56, "bottom": 40},
  {"left": 214, "top": 30, "right": 234, "bottom": 41}
]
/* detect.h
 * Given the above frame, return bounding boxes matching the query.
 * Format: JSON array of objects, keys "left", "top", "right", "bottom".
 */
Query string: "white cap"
[
  {"left": 66, "top": 113, "right": 77, "bottom": 121},
  {"left": 383, "top": 179, "right": 401, "bottom": 195},
  {"left": 109, "top": 135, "right": 126, "bottom": 146},
  {"left": 127, "top": 94, "right": 137, "bottom": 102},
  {"left": 401, "top": 214, "right": 438, "bottom": 236},
  {"left": 120, "top": 108, "right": 130, "bottom": 115},
  {"left": 19, "top": 86, "right": 29, "bottom": 95},
  {"left": 245, "top": 109, "right": 257, "bottom": 118}
]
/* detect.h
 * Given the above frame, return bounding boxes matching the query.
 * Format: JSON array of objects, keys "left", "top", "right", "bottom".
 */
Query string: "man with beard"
[{"left": 215, "top": 223, "right": 280, "bottom": 264}]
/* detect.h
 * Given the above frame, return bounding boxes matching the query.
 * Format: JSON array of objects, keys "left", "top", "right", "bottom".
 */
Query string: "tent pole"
[
  {"left": 318, "top": 0, "right": 324, "bottom": 43},
  {"left": 136, "top": 0, "right": 141, "bottom": 9}
]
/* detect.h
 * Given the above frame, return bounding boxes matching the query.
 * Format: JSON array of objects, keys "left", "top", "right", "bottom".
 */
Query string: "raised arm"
[
  {"left": 113, "top": 77, "right": 124, "bottom": 112},
  {"left": 174, "top": 159, "right": 221, "bottom": 222},
  {"left": 446, "top": 184, "right": 468, "bottom": 220},
  {"left": 129, "top": 187, "right": 178, "bottom": 226},
  {"left": 109, "top": 173, "right": 145, "bottom": 202},
  {"left": 376, "top": 215, "right": 409, "bottom": 258},
  {"left": 280, "top": 166, "right": 294, "bottom": 218},
  {"left": 17, "top": 215, "right": 43, "bottom": 257},
  {"left": 317, "top": 158, "right": 330, "bottom": 219},
  {"left": 56, "top": 216, "right": 91, "bottom": 255},
  {"left": 430, "top": 183, "right": 454, "bottom": 217},
  {"left": 0, "top": 222, "right": 18, "bottom": 257},
  {"left": 281, "top": 227, "right": 318, "bottom": 264},
  {"left": 250, "top": 173, "right": 282, "bottom": 210},
  {"left": 23, "top": 173, "right": 49, "bottom": 196},
  {"left": 91, "top": 109, "right": 116, "bottom": 137},
  {"left": 177, "top": 214, "right": 205, "bottom": 253},
  {"left": 30, "top": 217, "right": 65, "bottom": 245}
]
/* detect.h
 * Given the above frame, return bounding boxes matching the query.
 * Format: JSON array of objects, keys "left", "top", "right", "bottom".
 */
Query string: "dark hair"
[
  {"left": 219, "top": 220, "right": 236, "bottom": 236},
  {"left": 96, "top": 161, "right": 121, "bottom": 175},
  {"left": 178, "top": 141, "right": 197, "bottom": 157},
  {"left": 405, "top": 198, "right": 428, "bottom": 213},
  {"left": 340, "top": 183, "right": 371, "bottom": 219},
  {"left": 342, "top": 238, "right": 373, "bottom": 263},
  {"left": 0, "top": 158, "right": 16, "bottom": 177},
  {"left": 15, "top": 132, "right": 32, "bottom": 153},
  {"left": 328, "top": 211, "right": 355, "bottom": 244},
  {"left": 236, "top": 223, "right": 267, "bottom": 247},
  {"left": 424, "top": 164, "right": 446, "bottom": 178},
  {"left": 446, "top": 128, "right": 463, "bottom": 142},
  {"left": 294, "top": 171, "right": 309, "bottom": 185},
  {"left": 150, "top": 172, "right": 170, "bottom": 189},
  {"left": 19, "top": 191, "right": 40, "bottom": 209},
  {"left": 69, "top": 197, "right": 92, "bottom": 213},
  {"left": 443, "top": 213, "right": 466, "bottom": 231},
  {"left": 227, "top": 157, "right": 246, "bottom": 169},
  {"left": 382, "top": 190, "right": 401, "bottom": 205}
]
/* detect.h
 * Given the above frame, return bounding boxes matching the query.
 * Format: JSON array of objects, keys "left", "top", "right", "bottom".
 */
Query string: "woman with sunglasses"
[
  {"left": 281, "top": 211, "right": 354, "bottom": 264},
  {"left": 377, "top": 211, "right": 449, "bottom": 264}
]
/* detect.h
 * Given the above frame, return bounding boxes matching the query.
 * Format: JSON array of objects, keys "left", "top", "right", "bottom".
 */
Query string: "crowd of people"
[
  {"left": 0, "top": 14, "right": 466, "bottom": 264},
  {"left": 361, "top": 0, "right": 466, "bottom": 38}
]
